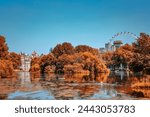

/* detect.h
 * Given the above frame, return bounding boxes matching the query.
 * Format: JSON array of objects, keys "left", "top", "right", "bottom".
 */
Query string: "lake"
[{"left": 0, "top": 71, "right": 150, "bottom": 100}]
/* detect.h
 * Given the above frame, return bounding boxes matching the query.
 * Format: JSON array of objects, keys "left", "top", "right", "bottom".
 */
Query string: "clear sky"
[{"left": 0, "top": 0, "right": 150, "bottom": 54}]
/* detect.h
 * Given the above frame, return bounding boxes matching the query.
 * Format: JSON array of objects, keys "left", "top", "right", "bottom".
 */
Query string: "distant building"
[
  {"left": 105, "top": 42, "right": 112, "bottom": 51},
  {"left": 99, "top": 48, "right": 106, "bottom": 53},
  {"left": 20, "top": 51, "right": 39, "bottom": 72},
  {"left": 31, "top": 51, "right": 39, "bottom": 58},
  {"left": 99, "top": 40, "right": 123, "bottom": 53},
  {"left": 113, "top": 40, "right": 123, "bottom": 50},
  {"left": 20, "top": 53, "right": 31, "bottom": 71}
]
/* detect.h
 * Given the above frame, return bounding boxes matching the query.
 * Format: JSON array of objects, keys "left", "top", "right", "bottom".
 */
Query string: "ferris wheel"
[{"left": 109, "top": 32, "right": 139, "bottom": 44}]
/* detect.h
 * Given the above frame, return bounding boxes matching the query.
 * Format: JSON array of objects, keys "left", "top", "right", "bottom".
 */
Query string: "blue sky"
[{"left": 0, "top": 0, "right": 150, "bottom": 54}]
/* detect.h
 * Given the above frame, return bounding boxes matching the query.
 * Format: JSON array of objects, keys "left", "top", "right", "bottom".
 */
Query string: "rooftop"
[{"left": 113, "top": 40, "right": 123, "bottom": 44}]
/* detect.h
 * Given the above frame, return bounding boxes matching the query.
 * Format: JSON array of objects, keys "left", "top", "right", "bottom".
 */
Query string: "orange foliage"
[
  {"left": 30, "top": 57, "right": 41, "bottom": 73},
  {"left": 52, "top": 42, "right": 75, "bottom": 58},
  {"left": 133, "top": 33, "right": 150, "bottom": 54},
  {"left": 130, "top": 33, "right": 150, "bottom": 73},
  {"left": 105, "top": 33, "right": 150, "bottom": 73},
  {"left": 0, "top": 35, "right": 9, "bottom": 59},
  {"left": 0, "top": 36, "right": 21, "bottom": 78},
  {"left": 75, "top": 45, "right": 100, "bottom": 56},
  {"left": 63, "top": 63, "right": 89, "bottom": 74},
  {"left": 40, "top": 53, "right": 56, "bottom": 73},
  {"left": 60, "top": 52, "right": 109, "bottom": 74},
  {"left": 44, "top": 65, "right": 56, "bottom": 73},
  {"left": 30, "top": 63, "right": 40, "bottom": 73},
  {"left": 30, "top": 42, "right": 109, "bottom": 75},
  {"left": 102, "top": 51, "right": 113, "bottom": 66},
  {"left": 8, "top": 52, "right": 21, "bottom": 69},
  {"left": 113, "top": 44, "right": 134, "bottom": 65},
  {"left": 79, "top": 52, "right": 109, "bottom": 73},
  {"left": 0, "top": 60, "right": 14, "bottom": 78}
]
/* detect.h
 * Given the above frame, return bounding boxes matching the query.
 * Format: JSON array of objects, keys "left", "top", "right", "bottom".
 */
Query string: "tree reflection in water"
[
  {"left": 39, "top": 72, "right": 129, "bottom": 100},
  {"left": 130, "top": 75, "right": 150, "bottom": 98},
  {"left": 0, "top": 71, "right": 150, "bottom": 99}
]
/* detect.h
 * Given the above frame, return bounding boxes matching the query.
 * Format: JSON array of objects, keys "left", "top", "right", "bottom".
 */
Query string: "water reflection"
[
  {"left": 130, "top": 75, "right": 150, "bottom": 98},
  {"left": 18, "top": 72, "right": 31, "bottom": 87},
  {"left": 0, "top": 71, "right": 150, "bottom": 100}
]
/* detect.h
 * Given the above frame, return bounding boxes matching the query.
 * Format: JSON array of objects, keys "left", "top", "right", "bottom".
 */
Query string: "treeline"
[
  {"left": 0, "top": 36, "right": 21, "bottom": 78},
  {"left": 102, "top": 33, "right": 150, "bottom": 74},
  {"left": 30, "top": 43, "right": 109, "bottom": 74},
  {"left": 1, "top": 32, "right": 150, "bottom": 78}
]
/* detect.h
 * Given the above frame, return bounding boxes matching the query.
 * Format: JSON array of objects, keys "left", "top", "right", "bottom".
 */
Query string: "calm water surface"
[{"left": 0, "top": 71, "right": 150, "bottom": 100}]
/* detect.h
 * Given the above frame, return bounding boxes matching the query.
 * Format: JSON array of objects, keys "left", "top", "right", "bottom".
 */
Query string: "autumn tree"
[
  {"left": 0, "top": 36, "right": 17, "bottom": 78},
  {"left": 79, "top": 52, "right": 109, "bottom": 74},
  {"left": 30, "top": 53, "right": 56, "bottom": 73},
  {"left": 56, "top": 54, "right": 76, "bottom": 73},
  {"left": 133, "top": 33, "right": 150, "bottom": 54},
  {"left": 112, "top": 44, "right": 134, "bottom": 69},
  {"left": 8, "top": 52, "right": 21, "bottom": 69},
  {"left": 0, "top": 36, "right": 21, "bottom": 70},
  {"left": 52, "top": 42, "right": 75, "bottom": 58},
  {"left": 75, "top": 45, "right": 100, "bottom": 56},
  {"left": 30, "top": 64, "right": 41, "bottom": 73},
  {"left": 61, "top": 52, "right": 109, "bottom": 74},
  {"left": 129, "top": 53, "right": 144, "bottom": 72},
  {"left": 110, "top": 33, "right": 150, "bottom": 73},
  {"left": 30, "top": 42, "right": 109, "bottom": 75},
  {"left": 0, "top": 35, "right": 9, "bottom": 59},
  {"left": 101, "top": 51, "right": 113, "bottom": 67},
  {"left": 130, "top": 33, "right": 150, "bottom": 73},
  {"left": 30, "top": 57, "right": 41, "bottom": 72},
  {"left": 39, "top": 53, "right": 56, "bottom": 73},
  {"left": 63, "top": 63, "right": 88, "bottom": 74},
  {"left": 31, "top": 57, "right": 41, "bottom": 66},
  {"left": 0, "top": 60, "right": 14, "bottom": 78}
]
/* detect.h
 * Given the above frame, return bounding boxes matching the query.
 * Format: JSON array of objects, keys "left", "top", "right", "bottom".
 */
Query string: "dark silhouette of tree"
[
  {"left": 129, "top": 54, "right": 144, "bottom": 72},
  {"left": 130, "top": 33, "right": 150, "bottom": 73}
]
